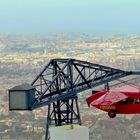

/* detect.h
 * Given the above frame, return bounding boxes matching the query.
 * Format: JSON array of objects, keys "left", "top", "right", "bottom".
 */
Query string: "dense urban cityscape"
[{"left": 0, "top": 34, "right": 140, "bottom": 140}]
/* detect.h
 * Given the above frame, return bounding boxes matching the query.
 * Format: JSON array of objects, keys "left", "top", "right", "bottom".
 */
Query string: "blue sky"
[{"left": 0, "top": 0, "right": 140, "bottom": 35}]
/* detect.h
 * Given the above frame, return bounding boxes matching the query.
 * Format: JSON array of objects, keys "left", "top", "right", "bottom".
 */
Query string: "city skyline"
[{"left": 0, "top": 0, "right": 140, "bottom": 35}]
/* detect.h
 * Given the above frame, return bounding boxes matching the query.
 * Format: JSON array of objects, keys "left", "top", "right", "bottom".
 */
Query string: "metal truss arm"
[{"left": 31, "top": 59, "right": 140, "bottom": 109}]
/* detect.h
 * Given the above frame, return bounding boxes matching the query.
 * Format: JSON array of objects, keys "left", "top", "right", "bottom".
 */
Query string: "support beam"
[{"left": 45, "top": 96, "right": 81, "bottom": 140}]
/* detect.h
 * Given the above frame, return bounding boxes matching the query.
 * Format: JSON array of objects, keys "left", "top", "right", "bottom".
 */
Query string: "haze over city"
[{"left": 0, "top": 0, "right": 140, "bottom": 35}]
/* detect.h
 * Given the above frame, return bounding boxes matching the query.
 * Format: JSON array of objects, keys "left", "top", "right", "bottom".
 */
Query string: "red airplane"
[{"left": 87, "top": 85, "right": 140, "bottom": 118}]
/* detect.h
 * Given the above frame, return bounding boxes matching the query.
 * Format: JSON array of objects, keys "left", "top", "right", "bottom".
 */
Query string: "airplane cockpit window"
[
  {"left": 129, "top": 98, "right": 134, "bottom": 104},
  {"left": 133, "top": 99, "right": 140, "bottom": 104},
  {"left": 129, "top": 98, "right": 140, "bottom": 104},
  {"left": 119, "top": 99, "right": 128, "bottom": 104},
  {"left": 119, "top": 98, "right": 140, "bottom": 104}
]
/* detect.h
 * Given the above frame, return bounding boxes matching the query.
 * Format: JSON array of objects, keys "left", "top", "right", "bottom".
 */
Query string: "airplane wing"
[{"left": 90, "top": 90, "right": 128, "bottom": 106}]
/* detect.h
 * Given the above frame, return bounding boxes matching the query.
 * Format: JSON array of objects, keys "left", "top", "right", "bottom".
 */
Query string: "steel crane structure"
[{"left": 9, "top": 58, "right": 140, "bottom": 140}]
